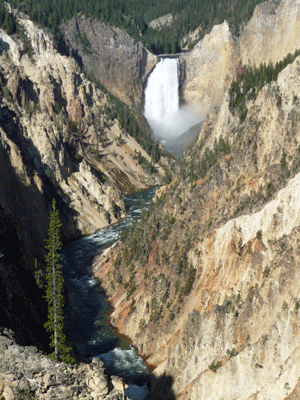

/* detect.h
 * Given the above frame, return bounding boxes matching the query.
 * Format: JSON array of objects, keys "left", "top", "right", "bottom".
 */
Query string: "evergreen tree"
[{"left": 44, "top": 199, "right": 74, "bottom": 363}]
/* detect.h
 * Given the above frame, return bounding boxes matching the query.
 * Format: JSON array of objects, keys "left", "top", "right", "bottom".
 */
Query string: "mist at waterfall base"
[
  {"left": 62, "top": 188, "right": 157, "bottom": 400},
  {"left": 144, "top": 58, "right": 203, "bottom": 155}
]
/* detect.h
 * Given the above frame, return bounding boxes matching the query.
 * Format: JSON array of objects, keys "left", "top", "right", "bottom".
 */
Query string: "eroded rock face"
[
  {"left": 0, "top": 9, "right": 166, "bottom": 240},
  {"left": 0, "top": 10, "right": 166, "bottom": 349},
  {"left": 92, "top": 54, "right": 300, "bottom": 399},
  {"left": 240, "top": 0, "right": 300, "bottom": 67},
  {"left": 0, "top": 20, "right": 125, "bottom": 238},
  {"left": 61, "top": 14, "right": 157, "bottom": 107},
  {"left": 180, "top": 0, "right": 300, "bottom": 115},
  {"left": 180, "top": 21, "right": 239, "bottom": 114}
]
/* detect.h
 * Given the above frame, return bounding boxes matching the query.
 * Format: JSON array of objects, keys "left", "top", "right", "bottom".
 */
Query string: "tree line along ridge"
[{"left": 2, "top": 0, "right": 265, "bottom": 55}]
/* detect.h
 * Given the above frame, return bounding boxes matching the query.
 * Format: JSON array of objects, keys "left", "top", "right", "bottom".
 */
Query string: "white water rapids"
[{"left": 144, "top": 57, "right": 202, "bottom": 142}]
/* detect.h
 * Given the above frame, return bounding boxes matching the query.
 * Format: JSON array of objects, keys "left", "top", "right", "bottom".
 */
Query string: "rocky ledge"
[{"left": 0, "top": 330, "right": 130, "bottom": 400}]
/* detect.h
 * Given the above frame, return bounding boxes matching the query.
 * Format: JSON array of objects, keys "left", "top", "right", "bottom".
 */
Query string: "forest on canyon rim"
[{"left": 2, "top": 0, "right": 264, "bottom": 54}]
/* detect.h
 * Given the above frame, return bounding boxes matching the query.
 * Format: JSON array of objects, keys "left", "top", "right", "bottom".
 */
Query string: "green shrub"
[
  {"left": 256, "top": 230, "right": 262, "bottom": 240},
  {"left": 169, "top": 312, "right": 175, "bottom": 321},
  {"left": 226, "top": 348, "right": 238, "bottom": 358},
  {"left": 209, "top": 360, "right": 222, "bottom": 372}
]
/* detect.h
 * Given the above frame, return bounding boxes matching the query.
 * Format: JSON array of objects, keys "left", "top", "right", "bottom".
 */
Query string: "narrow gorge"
[
  {"left": 0, "top": 6, "right": 169, "bottom": 395},
  {"left": 1, "top": 0, "right": 300, "bottom": 399}
]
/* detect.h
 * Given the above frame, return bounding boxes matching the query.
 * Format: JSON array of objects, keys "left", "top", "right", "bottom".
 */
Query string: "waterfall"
[
  {"left": 144, "top": 57, "right": 202, "bottom": 145},
  {"left": 144, "top": 58, "right": 179, "bottom": 126}
]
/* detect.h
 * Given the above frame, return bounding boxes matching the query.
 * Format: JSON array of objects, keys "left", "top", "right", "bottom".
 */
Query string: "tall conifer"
[{"left": 44, "top": 199, "right": 73, "bottom": 363}]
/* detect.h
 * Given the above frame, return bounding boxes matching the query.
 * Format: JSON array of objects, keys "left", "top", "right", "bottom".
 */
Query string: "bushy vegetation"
[
  {"left": 209, "top": 360, "right": 222, "bottom": 372},
  {"left": 229, "top": 49, "right": 300, "bottom": 120},
  {"left": 0, "top": 0, "right": 34, "bottom": 58},
  {"left": 84, "top": 70, "right": 164, "bottom": 162},
  {"left": 6, "top": 0, "right": 264, "bottom": 55},
  {"left": 0, "top": 0, "right": 16, "bottom": 34},
  {"left": 179, "top": 136, "right": 230, "bottom": 182}
]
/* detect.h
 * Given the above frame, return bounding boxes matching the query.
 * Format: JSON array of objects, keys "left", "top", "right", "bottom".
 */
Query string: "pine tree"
[{"left": 44, "top": 199, "right": 74, "bottom": 363}]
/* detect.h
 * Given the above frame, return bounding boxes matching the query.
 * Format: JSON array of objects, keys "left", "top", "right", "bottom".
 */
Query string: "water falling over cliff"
[
  {"left": 144, "top": 58, "right": 179, "bottom": 128},
  {"left": 144, "top": 57, "right": 202, "bottom": 148}
]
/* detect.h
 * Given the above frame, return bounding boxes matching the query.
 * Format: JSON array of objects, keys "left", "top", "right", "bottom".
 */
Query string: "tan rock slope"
[
  {"left": 181, "top": 0, "right": 300, "bottom": 115},
  {"left": 0, "top": 9, "right": 166, "bottom": 249},
  {"left": 93, "top": 44, "right": 300, "bottom": 400},
  {"left": 180, "top": 21, "right": 239, "bottom": 114}
]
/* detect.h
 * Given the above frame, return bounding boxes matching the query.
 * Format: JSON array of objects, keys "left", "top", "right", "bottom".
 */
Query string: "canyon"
[
  {"left": 0, "top": 7, "right": 167, "bottom": 354},
  {"left": 94, "top": 55, "right": 300, "bottom": 398},
  {"left": 1, "top": 0, "right": 300, "bottom": 399},
  {"left": 92, "top": 0, "right": 300, "bottom": 399}
]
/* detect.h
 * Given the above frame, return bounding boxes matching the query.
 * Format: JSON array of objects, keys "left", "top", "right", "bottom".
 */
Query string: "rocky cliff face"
[
  {"left": 0, "top": 9, "right": 167, "bottom": 349},
  {"left": 60, "top": 14, "right": 157, "bottom": 108},
  {"left": 0, "top": 330, "right": 129, "bottom": 400},
  {"left": 0, "top": 8, "right": 166, "bottom": 245},
  {"left": 240, "top": 0, "right": 300, "bottom": 67},
  {"left": 93, "top": 49, "right": 300, "bottom": 399},
  {"left": 180, "top": 0, "right": 300, "bottom": 115},
  {"left": 179, "top": 21, "right": 239, "bottom": 114}
]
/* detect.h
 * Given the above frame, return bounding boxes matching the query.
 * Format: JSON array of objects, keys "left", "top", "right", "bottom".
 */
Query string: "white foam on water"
[
  {"left": 97, "top": 346, "right": 148, "bottom": 376},
  {"left": 87, "top": 277, "right": 97, "bottom": 287},
  {"left": 112, "top": 347, "right": 147, "bottom": 374},
  {"left": 88, "top": 228, "right": 121, "bottom": 247}
]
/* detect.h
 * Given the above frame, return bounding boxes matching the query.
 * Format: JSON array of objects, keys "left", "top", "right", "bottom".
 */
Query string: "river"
[{"left": 62, "top": 187, "right": 157, "bottom": 400}]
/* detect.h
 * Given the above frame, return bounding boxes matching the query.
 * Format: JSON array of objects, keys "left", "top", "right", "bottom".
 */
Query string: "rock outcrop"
[
  {"left": 60, "top": 14, "right": 157, "bottom": 107},
  {"left": 0, "top": 330, "right": 129, "bottom": 400},
  {"left": 180, "top": 0, "right": 300, "bottom": 115},
  {"left": 179, "top": 21, "right": 239, "bottom": 114},
  {"left": 240, "top": 0, "right": 300, "bottom": 67},
  {"left": 93, "top": 50, "right": 300, "bottom": 399},
  {"left": 0, "top": 9, "right": 166, "bottom": 246},
  {"left": 149, "top": 14, "right": 174, "bottom": 30}
]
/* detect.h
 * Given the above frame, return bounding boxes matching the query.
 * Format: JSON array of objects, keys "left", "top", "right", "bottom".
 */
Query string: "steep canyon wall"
[
  {"left": 0, "top": 10, "right": 166, "bottom": 349},
  {"left": 181, "top": 0, "right": 300, "bottom": 114},
  {"left": 93, "top": 48, "right": 300, "bottom": 400},
  {"left": 61, "top": 14, "right": 157, "bottom": 108}
]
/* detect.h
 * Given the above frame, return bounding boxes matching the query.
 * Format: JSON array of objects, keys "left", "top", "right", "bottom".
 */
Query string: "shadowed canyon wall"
[{"left": 61, "top": 14, "right": 157, "bottom": 108}]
